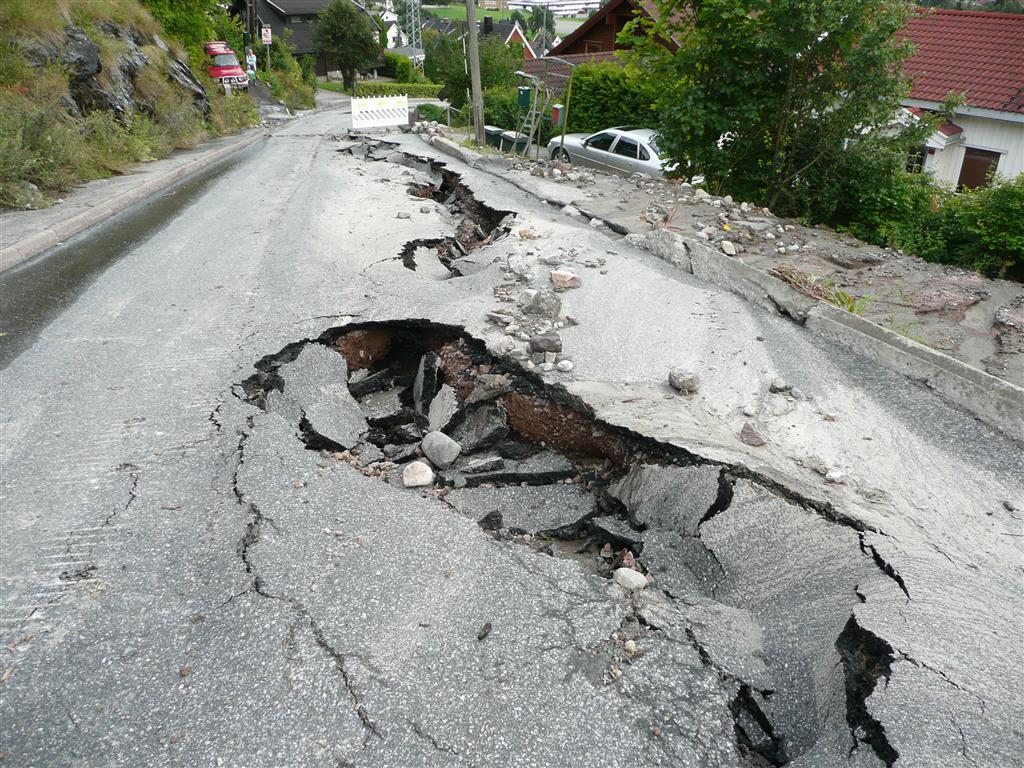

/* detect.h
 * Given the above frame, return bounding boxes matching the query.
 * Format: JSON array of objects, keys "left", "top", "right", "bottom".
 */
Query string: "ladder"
[{"left": 516, "top": 78, "right": 548, "bottom": 159}]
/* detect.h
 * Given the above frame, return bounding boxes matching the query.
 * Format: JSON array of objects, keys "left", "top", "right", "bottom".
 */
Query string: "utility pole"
[{"left": 465, "top": 0, "right": 485, "bottom": 145}]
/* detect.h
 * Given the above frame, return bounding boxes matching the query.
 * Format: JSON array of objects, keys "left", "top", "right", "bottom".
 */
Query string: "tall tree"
[
  {"left": 314, "top": 0, "right": 381, "bottom": 89},
  {"left": 528, "top": 5, "right": 555, "bottom": 35},
  {"left": 425, "top": 33, "right": 517, "bottom": 108},
  {"left": 625, "top": 0, "right": 921, "bottom": 214}
]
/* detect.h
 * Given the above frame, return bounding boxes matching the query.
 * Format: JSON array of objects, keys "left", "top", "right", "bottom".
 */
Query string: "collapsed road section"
[{"left": 236, "top": 320, "right": 917, "bottom": 767}]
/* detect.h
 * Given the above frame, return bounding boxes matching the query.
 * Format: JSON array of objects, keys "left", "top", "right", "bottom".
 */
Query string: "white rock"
[
  {"left": 612, "top": 568, "right": 648, "bottom": 591},
  {"left": 557, "top": 360, "right": 574, "bottom": 372},
  {"left": 420, "top": 431, "right": 462, "bottom": 469},
  {"left": 825, "top": 469, "right": 846, "bottom": 484},
  {"left": 544, "top": 351, "right": 557, "bottom": 364},
  {"left": 403, "top": 461, "right": 434, "bottom": 487},
  {"left": 624, "top": 639, "right": 637, "bottom": 655},
  {"left": 668, "top": 367, "right": 701, "bottom": 394},
  {"left": 742, "top": 405, "right": 757, "bottom": 417},
  {"left": 721, "top": 240, "right": 737, "bottom": 256},
  {"left": 539, "top": 362, "right": 555, "bottom": 371}
]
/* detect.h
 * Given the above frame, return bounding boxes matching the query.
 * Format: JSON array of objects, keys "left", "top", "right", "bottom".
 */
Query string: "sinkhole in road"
[{"left": 239, "top": 328, "right": 904, "bottom": 763}]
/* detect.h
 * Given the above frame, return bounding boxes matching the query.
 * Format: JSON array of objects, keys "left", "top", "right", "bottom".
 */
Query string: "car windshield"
[
  {"left": 212, "top": 54, "right": 239, "bottom": 66},
  {"left": 648, "top": 136, "right": 661, "bottom": 157}
]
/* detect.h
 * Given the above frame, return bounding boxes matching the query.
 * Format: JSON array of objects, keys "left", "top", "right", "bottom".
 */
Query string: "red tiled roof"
[
  {"left": 904, "top": 9, "right": 1024, "bottom": 114},
  {"left": 521, "top": 52, "right": 620, "bottom": 95}
]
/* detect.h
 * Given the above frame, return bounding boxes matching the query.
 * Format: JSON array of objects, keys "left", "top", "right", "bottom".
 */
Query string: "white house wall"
[{"left": 926, "top": 113, "right": 1024, "bottom": 187}]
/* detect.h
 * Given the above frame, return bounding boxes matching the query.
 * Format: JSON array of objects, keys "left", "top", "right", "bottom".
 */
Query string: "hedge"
[
  {"left": 565, "top": 61, "right": 657, "bottom": 134},
  {"left": 354, "top": 82, "right": 442, "bottom": 98}
]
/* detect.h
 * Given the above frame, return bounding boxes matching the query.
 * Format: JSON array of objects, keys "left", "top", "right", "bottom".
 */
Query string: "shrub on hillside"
[{"left": 883, "top": 175, "right": 1024, "bottom": 278}]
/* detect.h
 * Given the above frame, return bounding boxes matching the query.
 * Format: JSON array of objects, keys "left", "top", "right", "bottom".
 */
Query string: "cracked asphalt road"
[{"left": 1, "top": 106, "right": 1022, "bottom": 767}]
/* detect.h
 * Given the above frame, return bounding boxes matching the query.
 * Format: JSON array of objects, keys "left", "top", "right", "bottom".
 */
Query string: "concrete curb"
[
  {"left": 0, "top": 129, "right": 268, "bottom": 273},
  {"left": 623, "top": 228, "right": 1024, "bottom": 442},
  {"left": 426, "top": 135, "right": 484, "bottom": 168}
]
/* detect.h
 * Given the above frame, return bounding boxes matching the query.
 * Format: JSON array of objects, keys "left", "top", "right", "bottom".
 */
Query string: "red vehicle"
[{"left": 204, "top": 41, "right": 249, "bottom": 90}]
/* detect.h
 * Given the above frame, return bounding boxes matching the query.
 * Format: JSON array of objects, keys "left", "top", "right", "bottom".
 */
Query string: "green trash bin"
[
  {"left": 484, "top": 125, "right": 503, "bottom": 148},
  {"left": 517, "top": 86, "right": 531, "bottom": 109},
  {"left": 500, "top": 131, "right": 530, "bottom": 154}
]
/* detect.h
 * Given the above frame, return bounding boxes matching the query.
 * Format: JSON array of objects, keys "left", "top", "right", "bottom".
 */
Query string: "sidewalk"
[{"left": 0, "top": 127, "right": 267, "bottom": 272}]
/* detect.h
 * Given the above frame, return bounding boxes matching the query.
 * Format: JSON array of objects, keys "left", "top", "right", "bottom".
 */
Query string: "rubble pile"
[{"left": 409, "top": 120, "right": 447, "bottom": 138}]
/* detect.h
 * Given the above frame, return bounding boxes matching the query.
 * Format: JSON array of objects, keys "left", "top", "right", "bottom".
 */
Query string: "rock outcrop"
[{"left": 24, "top": 22, "right": 210, "bottom": 122}]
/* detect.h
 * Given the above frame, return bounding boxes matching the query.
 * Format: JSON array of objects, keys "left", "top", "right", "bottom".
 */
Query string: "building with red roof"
[{"left": 902, "top": 9, "right": 1024, "bottom": 188}]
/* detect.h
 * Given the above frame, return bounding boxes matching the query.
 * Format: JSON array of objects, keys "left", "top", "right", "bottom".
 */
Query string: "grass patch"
[
  {"left": 769, "top": 263, "right": 871, "bottom": 316},
  {"left": 319, "top": 80, "right": 349, "bottom": 94}
]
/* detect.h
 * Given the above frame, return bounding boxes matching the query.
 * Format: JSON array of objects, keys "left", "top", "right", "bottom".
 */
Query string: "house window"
[
  {"left": 956, "top": 148, "right": 1000, "bottom": 190},
  {"left": 906, "top": 146, "right": 926, "bottom": 173},
  {"left": 583, "top": 41, "right": 605, "bottom": 53}
]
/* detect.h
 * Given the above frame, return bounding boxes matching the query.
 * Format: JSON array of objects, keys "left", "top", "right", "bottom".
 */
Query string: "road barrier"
[{"left": 351, "top": 95, "right": 409, "bottom": 129}]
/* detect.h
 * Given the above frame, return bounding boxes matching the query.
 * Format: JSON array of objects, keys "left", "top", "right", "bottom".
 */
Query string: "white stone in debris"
[
  {"left": 557, "top": 360, "right": 574, "bottom": 372},
  {"left": 421, "top": 431, "right": 462, "bottom": 469},
  {"left": 825, "top": 469, "right": 846, "bottom": 485},
  {"left": 403, "top": 461, "right": 435, "bottom": 488},
  {"left": 742, "top": 404, "right": 757, "bottom": 417},
  {"left": 788, "top": 244, "right": 800, "bottom": 252},
  {"left": 613, "top": 567, "right": 648, "bottom": 591},
  {"left": 396, "top": 212, "right": 411, "bottom": 219},
  {"left": 721, "top": 240, "right": 737, "bottom": 256},
  {"left": 562, "top": 204, "right": 582, "bottom": 216},
  {"left": 589, "top": 218, "right": 604, "bottom": 228},
  {"left": 539, "top": 362, "right": 555, "bottom": 372},
  {"left": 764, "top": 232, "right": 776, "bottom": 240},
  {"left": 507, "top": 254, "right": 532, "bottom": 277},
  {"left": 668, "top": 367, "right": 701, "bottom": 394},
  {"left": 694, "top": 188, "right": 710, "bottom": 200},
  {"left": 550, "top": 269, "right": 583, "bottom": 290},
  {"left": 544, "top": 351, "right": 557, "bottom": 364}
]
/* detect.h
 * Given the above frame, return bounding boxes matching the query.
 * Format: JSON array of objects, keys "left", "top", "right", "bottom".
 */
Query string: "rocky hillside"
[
  {"left": 25, "top": 22, "right": 210, "bottom": 125},
  {"left": 0, "top": 2, "right": 255, "bottom": 209}
]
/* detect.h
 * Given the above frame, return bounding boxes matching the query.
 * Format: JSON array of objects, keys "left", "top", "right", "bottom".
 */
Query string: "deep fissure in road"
[
  {"left": 341, "top": 138, "right": 514, "bottom": 274},
  {"left": 238, "top": 319, "right": 902, "bottom": 766}
]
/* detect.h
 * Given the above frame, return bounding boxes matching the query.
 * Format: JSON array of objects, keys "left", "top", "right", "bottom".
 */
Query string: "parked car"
[
  {"left": 204, "top": 41, "right": 249, "bottom": 91},
  {"left": 547, "top": 127, "right": 667, "bottom": 177}
]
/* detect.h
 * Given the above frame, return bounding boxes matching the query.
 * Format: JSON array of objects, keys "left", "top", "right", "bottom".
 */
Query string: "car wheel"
[{"left": 551, "top": 148, "right": 571, "bottom": 163}]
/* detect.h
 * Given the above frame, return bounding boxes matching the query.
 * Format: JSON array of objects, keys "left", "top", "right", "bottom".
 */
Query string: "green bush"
[
  {"left": 417, "top": 103, "right": 448, "bottom": 122},
  {"left": 259, "top": 33, "right": 315, "bottom": 110},
  {"left": 394, "top": 55, "right": 415, "bottom": 84},
  {"left": 883, "top": 175, "right": 1024, "bottom": 277},
  {"left": 354, "top": 82, "right": 442, "bottom": 97},
  {"left": 564, "top": 61, "right": 657, "bottom": 134}
]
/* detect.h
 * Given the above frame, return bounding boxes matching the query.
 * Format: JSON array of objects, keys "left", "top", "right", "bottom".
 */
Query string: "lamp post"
[{"left": 545, "top": 56, "right": 577, "bottom": 158}]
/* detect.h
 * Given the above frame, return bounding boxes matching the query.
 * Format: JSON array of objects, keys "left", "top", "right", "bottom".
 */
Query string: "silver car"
[{"left": 547, "top": 127, "right": 667, "bottom": 177}]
